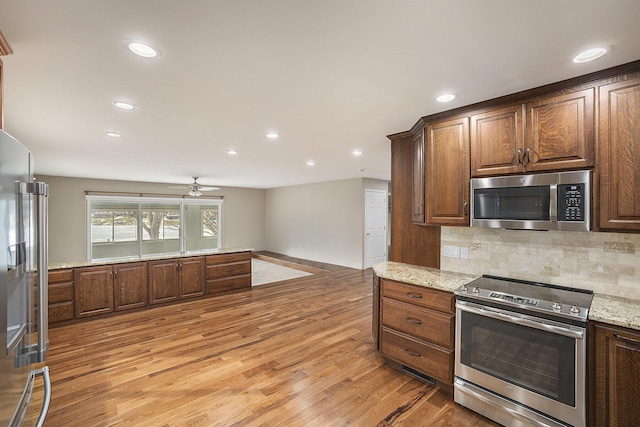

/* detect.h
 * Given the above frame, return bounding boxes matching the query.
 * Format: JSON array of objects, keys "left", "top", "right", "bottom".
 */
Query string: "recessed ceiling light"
[
  {"left": 573, "top": 47, "right": 609, "bottom": 63},
  {"left": 113, "top": 101, "right": 137, "bottom": 110},
  {"left": 265, "top": 132, "right": 279, "bottom": 139},
  {"left": 306, "top": 160, "right": 316, "bottom": 166},
  {"left": 352, "top": 149, "right": 363, "bottom": 156},
  {"left": 124, "top": 40, "right": 161, "bottom": 58},
  {"left": 105, "top": 131, "right": 121, "bottom": 138},
  {"left": 435, "top": 94, "right": 457, "bottom": 103},
  {"left": 226, "top": 149, "right": 238, "bottom": 155}
]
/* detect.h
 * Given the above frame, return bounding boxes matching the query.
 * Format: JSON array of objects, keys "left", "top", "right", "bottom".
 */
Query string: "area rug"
[{"left": 251, "top": 258, "right": 313, "bottom": 286}]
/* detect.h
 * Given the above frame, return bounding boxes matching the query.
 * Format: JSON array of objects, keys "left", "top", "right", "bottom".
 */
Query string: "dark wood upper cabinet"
[
  {"left": 470, "top": 104, "right": 523, "bottom": 177},
  {"left": 425, "top": 116, "right": 470, "bottom": 226},
  {"left": 524, "top": 88, "right": 595, "bottom": 172},
  {"left": 597, "top": 74, "right": 640, "bottom": 232},
  {"left": 470, "top": 88, "right": 595, "bottom": 177},
  {"left": 411, "top": 127, "right": 426, "bottom": 224}
]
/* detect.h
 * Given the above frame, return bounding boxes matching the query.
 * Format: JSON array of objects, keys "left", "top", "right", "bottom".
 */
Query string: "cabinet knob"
[
  {"left": 517, "top": 148, "right": 523, "bottom": 164},
  {"left": 525, "top": 147, "right": 532, "bottom": 165}
]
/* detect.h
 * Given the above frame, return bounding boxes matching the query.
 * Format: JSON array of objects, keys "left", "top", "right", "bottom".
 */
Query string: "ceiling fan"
[{"left": 169, "top": 177, "right": 220, "bottom": 196}]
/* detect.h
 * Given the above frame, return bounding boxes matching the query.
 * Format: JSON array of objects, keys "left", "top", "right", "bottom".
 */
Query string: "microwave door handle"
[{"left": 549, "top": 184, "right": 557, "bottom": 222}]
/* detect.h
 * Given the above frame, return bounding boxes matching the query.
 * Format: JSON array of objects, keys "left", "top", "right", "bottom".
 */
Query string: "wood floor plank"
[{"left": 38, "top": 261, "right": 499, "bottom": 427}]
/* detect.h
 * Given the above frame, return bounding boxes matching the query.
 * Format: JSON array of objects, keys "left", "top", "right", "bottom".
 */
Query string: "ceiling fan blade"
[
  {"left": 198, "top": 187, "right": 220, "bottom": 191},
  {"left": 168, "top": 185, "right": 191, "bottom": 189}
]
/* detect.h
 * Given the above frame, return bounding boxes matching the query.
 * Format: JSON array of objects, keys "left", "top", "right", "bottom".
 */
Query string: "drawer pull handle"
[
  {"left": 614, "top": 333, "right": 640, "bottom": 344},
  {"left": 405, "top": 349, "right": 421, "bottom": 357},
  {"left": 405, "top": 317, "right": 422, "bottom": 325},
  {"left": 406, "top": 292, "right": 422, "bottom": 299}
]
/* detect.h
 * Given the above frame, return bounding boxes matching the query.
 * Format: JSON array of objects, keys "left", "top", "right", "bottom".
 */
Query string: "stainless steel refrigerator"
[{"left": 1, "top": 129, "right": 51, "bottom": 426}]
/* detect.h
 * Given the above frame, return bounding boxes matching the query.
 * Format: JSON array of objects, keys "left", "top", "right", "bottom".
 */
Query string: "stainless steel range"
[{"left": 454, "top": 275, "right": 594, "bottom": 427}]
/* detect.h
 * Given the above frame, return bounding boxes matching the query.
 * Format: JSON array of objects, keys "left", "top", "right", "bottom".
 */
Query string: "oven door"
[{"left": 455, "top": 300, "right": 586, "bottom": 427}]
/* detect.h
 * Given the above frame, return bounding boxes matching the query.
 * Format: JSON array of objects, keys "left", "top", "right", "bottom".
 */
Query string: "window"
[
  {"left": 87, "top": 196, "right": 222, "bottom": 261},
  {"left": 201, "top": 207, "right": 219, "bottom": 238}
]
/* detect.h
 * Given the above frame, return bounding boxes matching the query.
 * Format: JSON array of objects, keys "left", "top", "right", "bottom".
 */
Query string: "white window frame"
[{"left": 86, "top": 195, "right": 223, "bottom": 261}]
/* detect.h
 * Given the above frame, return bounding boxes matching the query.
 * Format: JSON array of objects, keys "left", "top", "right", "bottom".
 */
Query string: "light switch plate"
[{"left": 443, "top": 245, "right": 460, "bottom": 258}]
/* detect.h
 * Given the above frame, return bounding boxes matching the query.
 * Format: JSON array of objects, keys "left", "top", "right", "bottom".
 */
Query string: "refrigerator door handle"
[
  {"left": 33, "top": 366, "right": 52, "bottom": 427},
  {"left": 31, "top": 182, "right": 50, "bottom": 363},
  {"left": 16, "top": 181, "right": 50, "bottom": 366}
]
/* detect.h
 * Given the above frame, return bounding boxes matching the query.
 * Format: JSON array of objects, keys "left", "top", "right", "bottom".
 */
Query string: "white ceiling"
[{"left": 1, "top": 1, "right": 639, "bottom": 189}]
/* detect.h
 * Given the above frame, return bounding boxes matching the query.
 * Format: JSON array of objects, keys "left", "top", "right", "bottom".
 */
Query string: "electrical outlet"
[
  {"left": 443, "top": 245, "right": 460, "bottom": 258},
  {"left": 460, "top": 247, "right": 469, "bottom": 259}
]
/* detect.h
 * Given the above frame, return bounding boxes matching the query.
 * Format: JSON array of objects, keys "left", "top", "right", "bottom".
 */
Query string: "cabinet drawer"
[
  {"left": 381, "top": 279, "right": 454, "bottom": 314},
  {"left": 206, "top": 252, "right": 252, "bottom": 265},
  {"left": 206, "top": 261, "right": 251, "bottom": 279},
  {"left": 49, "top": 282, "right": 74, "bottom": 304},
  {"left": 49, "top": 302, "right": 74, "bottom": 323},
  {"left": 49, "top": 269, "right": 73, "bottom": 283},
  {"left": 207, "top": 275, "right": 251, "bottom": 295},
  {"left": 382, "top": 297, "right": 454, "bottom": 348},
  {"left": 381, "top": 327, "right": 453, "bottom": 384}
]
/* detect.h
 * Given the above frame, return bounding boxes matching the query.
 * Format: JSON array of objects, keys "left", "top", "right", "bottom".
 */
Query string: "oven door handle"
[{"left": 456, "top": 302, "right": 584, "bottom": 340}]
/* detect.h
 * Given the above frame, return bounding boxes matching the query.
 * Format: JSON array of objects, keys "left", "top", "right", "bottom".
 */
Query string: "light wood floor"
[{"left": 41, "top": 255, "right": 498, "bottom": 426}]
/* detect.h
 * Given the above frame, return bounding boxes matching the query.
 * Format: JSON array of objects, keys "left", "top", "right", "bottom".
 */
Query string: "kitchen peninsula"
[{"left": 47, "top": 248, "right": 252, "bottom": 324}]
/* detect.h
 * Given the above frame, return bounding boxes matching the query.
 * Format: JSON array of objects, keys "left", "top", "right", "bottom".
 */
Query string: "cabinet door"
[
  {"left": 593, "top": 323, "right": 640, "bottom": 426},
  {"left": 425, "top": 116, "right": 470, "bottom": 226},
  {"left": 524, "top": 88, "right": 595, "bottom": 172},
  {"left": 114, "top": 262, "right": 147, "bottom": 311},
  {"left": 412, "top": 128, "right": 426, "bottom": 224},
  {"left": 148, "top": 260, "right": 179, "bottom": 304},
  {"left": 180, "top": 257, "right": 206, "bottom": 299},
  {"left": 74, "top": 266, "right": 114, "bottom": 317},
  {"left": 598, "top": 76, "right": 640, "bottom": 231},
  {"left": 470, "top": 104, "right": 523, "bottom": 177}
]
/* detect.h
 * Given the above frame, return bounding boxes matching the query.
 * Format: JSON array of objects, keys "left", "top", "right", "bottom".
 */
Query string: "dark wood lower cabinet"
[
  {"left": 378, "top": 278, "right": 455, "bottom": 386},
  {"left": 206, "top": 252, "right": 251, "bottom": 295},
  {"left": 74, "top": 266, "right": 114, "bottom": 318},
  {"left": 48, "top": 269, "right": 74, "bottom": 322},
  {"left": 180, "top": 257, "right": 206, "bottom": 299},
  {"left": 52, "top": 252, "right": 250, "bottom": 323},
  {"left": 148, "top": 259, "right": 180, "bottom": 304},
  {"left": 591, "top": 322, "right": 640, "bottom": 426},
  {"left": 149, "top": 257, "right": 206, "bottom": 304},
  {"left": 113, "top": 262, "right": 147, "bottom": 311}
]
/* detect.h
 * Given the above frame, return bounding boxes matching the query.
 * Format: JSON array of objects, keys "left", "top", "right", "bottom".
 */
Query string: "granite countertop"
[
  {"left": 49, "top": 247, "right": 253, "bottom": 270},
  {"left": 372, "top": 261, "right": 477, "bottom": 292},
  {"left": 589, "top": 294, "right": 640, "bottom": 331},
  {"left": 373, "top": 261, "right": 640, "bottom": 332}
]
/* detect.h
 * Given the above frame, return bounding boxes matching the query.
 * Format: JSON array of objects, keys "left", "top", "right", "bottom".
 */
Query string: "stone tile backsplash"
[{"left": 440, "top": 227, "right": 640, "bottom": 300}]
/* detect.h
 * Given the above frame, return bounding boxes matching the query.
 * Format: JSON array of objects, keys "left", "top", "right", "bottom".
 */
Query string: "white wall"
[
  {"left": 40, "top": 175, "right": 266, "bottom": 264},
  {"left": 265, "top": 178, "right": 389, "bottom": 269}
]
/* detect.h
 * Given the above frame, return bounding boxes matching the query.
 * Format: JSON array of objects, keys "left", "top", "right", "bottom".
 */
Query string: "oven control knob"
[
  {"left": 570, "top": 305, "right": 580, "bottom": 314},
  {"left": 461, "top": 285, "right": 468, "bottom": 292},
  {"left": 552, "top": 302, "right": 562, "bottom": 311},
  {"left": 472, "top": 287, "right": 479, "bottom": 294}
]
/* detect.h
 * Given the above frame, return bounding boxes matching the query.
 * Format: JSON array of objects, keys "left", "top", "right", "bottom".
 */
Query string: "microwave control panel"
[{"left": 557, "top": 183, "right": 585, "bottom": 221}]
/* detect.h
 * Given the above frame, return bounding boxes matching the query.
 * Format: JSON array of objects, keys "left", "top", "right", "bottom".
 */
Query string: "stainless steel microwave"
[{"left": 471, "top": 170, "right": 591, "bottom": 231}]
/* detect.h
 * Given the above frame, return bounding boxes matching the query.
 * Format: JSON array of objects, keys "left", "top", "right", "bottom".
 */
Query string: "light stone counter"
[
  {"left": 373, "top": 261, "right": 640, "bottom": 331},
  {"left": 589, "top": 294, "right": 640, "bottom": 331},
  {"left": 49, "top": 247, "right": 253, "bottom": 270},
  {"left": 372, "top": 261, "right": 478, "bottom": 292}
]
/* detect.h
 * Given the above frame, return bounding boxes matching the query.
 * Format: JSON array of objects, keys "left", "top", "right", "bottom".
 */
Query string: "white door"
[{"left": 364, "top": 189, "right": 388, "bottom": 269}]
